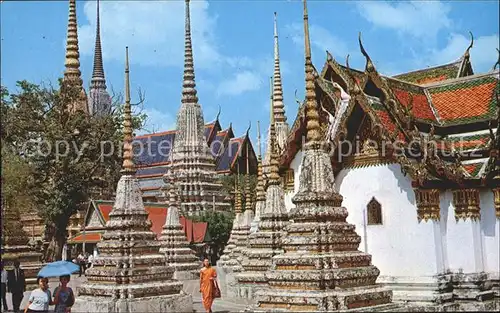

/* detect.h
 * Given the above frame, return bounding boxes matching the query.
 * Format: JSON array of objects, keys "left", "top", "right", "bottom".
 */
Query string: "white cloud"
[
  {"left": 216, "top": 71, "right": 263, "bottom": 97},
  {"left": 356, "top": 1, "right": 452, "bottom": 41},
  {"left": 78, "top": 0, "right": 220, "bottom": 69},
  {"left": 138, "top": 108, "right": 176, "bottom": 135},
  {"left": 428, "top": 33, "right": 500, "bottom": 73},
  {"left": 286, "top": 23, "right": 349, "bottom": 59}
]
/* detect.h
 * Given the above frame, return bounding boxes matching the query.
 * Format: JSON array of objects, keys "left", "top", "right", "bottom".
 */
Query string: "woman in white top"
[{"left": 24, "top": 277, "right": 52, "bottom": 313}]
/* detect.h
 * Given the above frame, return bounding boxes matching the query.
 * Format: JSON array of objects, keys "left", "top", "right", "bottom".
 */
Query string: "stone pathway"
[{"left": 2, "top": 274, "right": 254, "bottom": 313}]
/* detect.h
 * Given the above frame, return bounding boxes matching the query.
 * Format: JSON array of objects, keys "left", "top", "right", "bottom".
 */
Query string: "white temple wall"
[
  {"left": 442, "top": 190, "right": 499, "bottom": 275},
  {"left": 334, "top": 163, "right": 439, "bottom": 278},
  {"left": 284, "top": 150, "right": 302, "bottom": 211},
  {"left": 479, "top": 191, "right": 499, "bottom": 275}
]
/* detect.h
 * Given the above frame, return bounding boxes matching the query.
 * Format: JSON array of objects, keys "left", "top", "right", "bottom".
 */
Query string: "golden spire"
[
  {"left": 181, "top": 0, "right": 198, "bottom": 105},
  {"left": 121, "top": 47, "right": 135, "bottom": 174},
  {"left": 255, "top": 120, "right": 266, "bottom": 202},
  {"left": 235, "top": 165, "right": 242, "bottom": 214},
  {"left": 257, "top": 121, "right": 262, "bottom": 159},
  {"left": 267, "top": 82, "right": 281, "bottom": 185},
  {"left": 64, "top": 0, "right": 83, "bottom": 87},
  {"left": 303, "top": 0, "right": 321, "bottom": 143}
]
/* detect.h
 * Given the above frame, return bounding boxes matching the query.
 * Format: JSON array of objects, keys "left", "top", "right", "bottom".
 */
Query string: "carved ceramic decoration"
[
  {"left": 414, "top": 189, "right": 441, "bottom": 222},
  {"left": 452, "top": 189, "right": 481, "bottom": 222}
]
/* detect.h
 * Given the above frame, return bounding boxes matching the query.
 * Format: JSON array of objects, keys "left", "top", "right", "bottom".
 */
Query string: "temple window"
[
  {"left": 283, "top": 169, "right": 295, "bottom": 192},
  {"left": 367, "top": 197, "right": 383, "bottom": 225}
]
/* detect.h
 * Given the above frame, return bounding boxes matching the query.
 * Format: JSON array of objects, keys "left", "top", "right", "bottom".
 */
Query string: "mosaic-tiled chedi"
[
  {"left": 1, "top": 202, "right": 42, "bottom": 288},
  {"left": 168, "top": 0, "right": 230, "bottom": 215},
  {"left": 73, "top": 48, "right": 192, "bottom": 313},
  {"left": 237, "top": 105, "right": 289, "bottom": 299},
  {"left": 159, "top": 174, "right": 200, "bottom": 280},
  {"left": 253, "top": 1, "right": 392, "bottom": 311}
]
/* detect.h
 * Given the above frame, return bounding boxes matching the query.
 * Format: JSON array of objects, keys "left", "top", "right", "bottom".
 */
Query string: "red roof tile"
[
  {"left": 95, "top": 202, "right": 206, "bottom": 243},
  {"left": 392, "top": 88, "right": 436, "bottom": 121},
  {"left": 69, "top": 233, "right": 102, "bottom": 243},
  {"left": 427, "top": 77, "right": 497, "bottom": 124}
]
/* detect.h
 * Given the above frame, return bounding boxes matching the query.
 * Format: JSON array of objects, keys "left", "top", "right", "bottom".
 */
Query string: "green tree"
[
  {"left": 191, "top": 211, "right": 234, "bottom": 263},
  {"left": 1, "top": 80, "right": 147, "bottom": 261}
]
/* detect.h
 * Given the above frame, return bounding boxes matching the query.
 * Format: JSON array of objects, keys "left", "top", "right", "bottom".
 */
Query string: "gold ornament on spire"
[
  {"left": 64, "top": 0, "right": 83, "bottom": 86},
  {"left": 303, "top": 0, "right": 321, "bottom": 143}
]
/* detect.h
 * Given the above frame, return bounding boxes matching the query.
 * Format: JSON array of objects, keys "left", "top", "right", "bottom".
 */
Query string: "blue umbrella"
[{"left": 37, "top": 261, "right": 80, "bottom": 278}]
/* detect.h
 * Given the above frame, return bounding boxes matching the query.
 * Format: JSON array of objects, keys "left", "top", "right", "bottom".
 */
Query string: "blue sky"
[{"left": 2, "top": 0, "right": 499, "bottom": 142}]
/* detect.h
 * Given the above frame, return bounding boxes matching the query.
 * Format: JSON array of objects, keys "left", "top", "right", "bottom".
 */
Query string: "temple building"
[
  {"left": 276, "top": 3, "right": 500, "bottom": 307},
  {"left": 68, "top": 199, "right": 210, "bottom": 257},
  {"left": 134, "top": 119, "right": 257, "bottom": 203},
  {"left": 133, "top": 0, "right": 257, "bottom": 207}
]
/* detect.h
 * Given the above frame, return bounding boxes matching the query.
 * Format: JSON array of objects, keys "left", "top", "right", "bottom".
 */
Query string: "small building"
[
  {"left": 133, "top": 118, "right": 258, "bottom": 202},
  {"left": 68, "top": 200, "right": 211, "bottom": 258}
]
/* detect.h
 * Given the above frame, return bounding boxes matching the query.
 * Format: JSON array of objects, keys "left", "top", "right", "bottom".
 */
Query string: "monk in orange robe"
[{"left": 200, "top": 258, "right": 217, "bottom": 313}]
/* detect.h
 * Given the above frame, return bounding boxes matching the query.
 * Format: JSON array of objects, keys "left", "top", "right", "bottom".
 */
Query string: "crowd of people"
[{"left": 1, "top": 257, "right": 220, "bottom": 313}]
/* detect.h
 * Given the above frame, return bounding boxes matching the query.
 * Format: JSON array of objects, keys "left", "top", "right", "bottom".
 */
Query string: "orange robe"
[{"left": 200, "top": 267, "right": 217, "bottom": 311}]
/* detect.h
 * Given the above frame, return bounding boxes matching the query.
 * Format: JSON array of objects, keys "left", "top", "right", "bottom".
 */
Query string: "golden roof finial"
[
  {"left": 121, "top": 47, "right": 135, "bottom": 174},
  {"left": 464, "top": 31, "right": 474, "bottom": 58},
  {"left": 359, "top": 32, "right": 375, "bottom": 73},
  {"left": 303, "top": 0, "right": 321, "bottom": 143}
]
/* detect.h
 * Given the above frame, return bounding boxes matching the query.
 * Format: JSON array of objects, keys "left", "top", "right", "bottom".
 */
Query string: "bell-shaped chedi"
[
  {"left": 237, "top": 100, "right": 288, "bottom": 299},
  {"left": 252, "top": 1, "right": 393, "bottom": 311},
  {"left": 159, "top": 174, "right": 200, "bottom": 280},
  {"left": 73, "top": 48, "right": 192, "bottom": 313}
]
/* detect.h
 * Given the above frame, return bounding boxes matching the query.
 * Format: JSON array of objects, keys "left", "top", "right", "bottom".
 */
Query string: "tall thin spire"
[
  {"left": 257, "top": 121, "right": 262, "bottom": 160},
  {"left": 91, "top": 0, "right": 105, "bottom": 84},
  {"left": 268, "top": 89, "right": 281, "bottom": 185},
  {"left": 182, "top": 0, "right": 198, "bottom": 104},
  {"left": 88, "top": 0, "right": 111, "bottom": 116},
  {"left": 64, "top": 0, "right": 83, "bottom": 87},
  {"left": 272, "top": 12, "right": 286, "bottom": 123},
  {"left": 122, "top": 47, "right": 134, "bottom": 174},
  {"left": 303, "top": 0, "right": 321, "bottom": 143},
  {"left": 245, "top": 141, "right": 252, "bottom": 211}
]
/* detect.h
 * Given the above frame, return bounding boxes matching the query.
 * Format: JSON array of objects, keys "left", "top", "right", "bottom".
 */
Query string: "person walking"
[
  {"left": 7, "top": 260, "right": 26, "bottom": 313},
  {"left": 77, "top": 253, "right": 85, "bottom": 277},
  {"left": 199, "top": 258, "right": 218, "bottom": 313},
  {"left": 1, "top": 263, "right": 8, "bottom": 311},
  {"left": 23, "top": 277, "right": 52, "bottom": 313},
  {"left": 53, "top": 276, "right": 74, "bottom": 313}
]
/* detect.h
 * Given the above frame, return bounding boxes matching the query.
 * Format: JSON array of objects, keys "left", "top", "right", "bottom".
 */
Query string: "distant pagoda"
[
  {"left": 168, "top": 0, "right": 230, "bottom": 215},
  {"left": 88, "top": 0, "right": 112, "bottom": 116},
  {"left": 159, "top": 172, "right": 200, "bottom": 280},
  {"left": 237, "top": 95, "right": 288, "bottom": 298},
  {"left": 252, "top": 1, "right": 393, "bottom": 311},
  {"left": 73, "top": 48, "right": 192, "bottom": 313}
]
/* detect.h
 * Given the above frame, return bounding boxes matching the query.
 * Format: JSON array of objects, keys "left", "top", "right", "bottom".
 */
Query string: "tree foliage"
[
  {"left": 190, "top": 210, "right": 234, "bottom": 263},
  {"left": 1, "top": 80, "right": 147, "bottom": 261}
]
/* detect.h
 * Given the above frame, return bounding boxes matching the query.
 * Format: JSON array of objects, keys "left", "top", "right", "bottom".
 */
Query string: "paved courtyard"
[{"left": 1, "top": 269, "right": 253, "bottom": 313}]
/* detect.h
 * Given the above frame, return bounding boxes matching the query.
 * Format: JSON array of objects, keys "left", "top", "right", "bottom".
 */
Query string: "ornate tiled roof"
[
  {"left": 393, "top": 60, "right": 463, "bottom": 84},
  {"left": 426, "top": 74, "right": 498, "bottom": 125}
]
